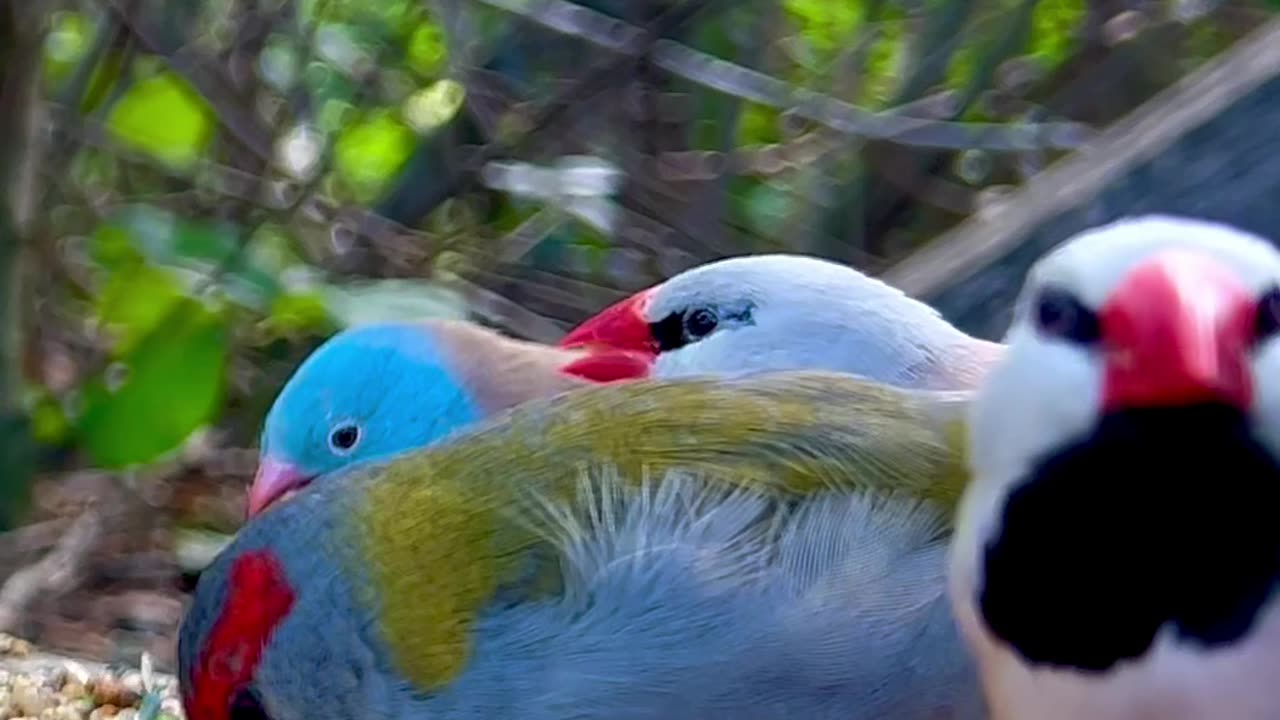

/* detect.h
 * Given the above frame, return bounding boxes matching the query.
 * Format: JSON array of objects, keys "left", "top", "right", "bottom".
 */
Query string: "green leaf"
[
  {"left": 76, "top": 300, "right": 228, "bottom": 469},
  {"left": 1030, "top": 0, "right": 1086, "bottom": 65},
  {"left": 320, "top": 278, "right": 467, "bottom": 327},
  {"left": 90, "top": 220, "right": 146, "bottom": 271},
  {"left": 26, "top": 390, "right": 70, "bottom": 446},
  {"left": 743, "top": 181, "right": 794, "bottom": 238},
  {"left": 266, "top": 290, "right": 338, "bottom": 337},
  {"left": 334, "top": 110, "right": 416, "bottom": 202},
  {"left": 738, "top": 103, "right": 782, "bottom": 146},
  {"left": 107, "top": 72, "right": 215, "bottom": 170},
  {"left": 92, "top": 207, "right": 282, "bottom": 311},
  {"left": 407, "top": 21, "right": 448, "bottom": 77},
  {"left": 42, "top": 11, "right": 92, "bottom": 86},
  {"left": 95, "top": 263, "right": 187, "bottom": 354},
  {"left": 783, "top": 0, "right": 862, "bottom": 52}
]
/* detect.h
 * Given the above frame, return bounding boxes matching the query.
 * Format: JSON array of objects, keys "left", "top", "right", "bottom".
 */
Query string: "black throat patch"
[{"left": 979, "top": 404, "right": 1280, "bottom": 673}]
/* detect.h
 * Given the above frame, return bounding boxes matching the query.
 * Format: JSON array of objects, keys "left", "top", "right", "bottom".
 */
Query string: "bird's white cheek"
[
  {"left": 949, "top": 475, "right": 1005, "bottom": 632},
  {"left": 653, "top": 333, "right": 771, "bottom": 379},
  {"left": 653, "top": 345, "right": 726, "bottom": 378},
  {"left": 1251, "top": 340, "right": 1280, "bottom": 458},
  {"left": 967, "top": 334, "right": 1102, "bottom": 493}
]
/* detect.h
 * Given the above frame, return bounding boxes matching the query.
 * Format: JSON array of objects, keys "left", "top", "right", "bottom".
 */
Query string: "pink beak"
[{"left": 245, "top": 458, "right": 314, "bottom": 519}]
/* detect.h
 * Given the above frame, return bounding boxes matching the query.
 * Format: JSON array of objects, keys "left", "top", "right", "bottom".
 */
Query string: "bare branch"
[
  {"left": 451, "top": 276, "right": 569, "bottom": 342},
  {"left": 0, "top": 510, "right": 103, "bottom": 634},
  {"left": 473, "top": 0, "right": 1096, "bottom": 151}
]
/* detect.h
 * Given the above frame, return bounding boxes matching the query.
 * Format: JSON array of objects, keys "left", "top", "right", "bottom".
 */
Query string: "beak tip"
[{"left": 245, "top": 459, "right": 311, "bottom": 520}]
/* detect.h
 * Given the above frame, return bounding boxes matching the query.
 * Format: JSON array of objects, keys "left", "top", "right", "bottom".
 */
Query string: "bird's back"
[{"left": 446, "top": 471, "right": 986, "bottom": 720}]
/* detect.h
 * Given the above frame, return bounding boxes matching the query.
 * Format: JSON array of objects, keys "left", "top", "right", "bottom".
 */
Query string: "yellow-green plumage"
[{"left": 336, "top": 370, "right": 971, "bottom": 692}]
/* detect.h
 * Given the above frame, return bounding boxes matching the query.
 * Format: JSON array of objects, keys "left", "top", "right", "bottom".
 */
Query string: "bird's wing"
[
  {"left": 494, "top": 470, "right": 985, "bottom": 719},
  {"left": 328, "top": 371, "right": 971, "bottom": 702},
  {"left": 432, "top": 369, "right": 974, "bottom": 510}
]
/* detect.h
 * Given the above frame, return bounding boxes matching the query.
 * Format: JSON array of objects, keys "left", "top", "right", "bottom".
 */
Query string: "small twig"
[
  {"left": 0, "top": 509, "right": 103, "bottom": 634},
  {"left": 414, "top": 0, "right": 722, "bottom": 216},
  {"left": 451, "top": 275, "right": 571, "bottom": 342},
  {"left": 0, "top": 518, "right": 73, "bottom": 572},
  {"left": 477, "top": 0, "right": 1095, "bottom": 151}
]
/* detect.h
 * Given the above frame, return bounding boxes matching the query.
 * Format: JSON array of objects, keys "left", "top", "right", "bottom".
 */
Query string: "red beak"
[
  {"left": 245, "top": 458, "right": 314, "bottom": 519},
  {"left": 1100, "top": 250, "right": 1255, "bottom": 412},
  {"left": 557, "top": 288, "right": 660, "bottom": 383},
  {"left": 560, "top": 349, "right": 655, "bottom": 382},
  {"left": 559, "top": 288, "right": 659, "bottom": 354}
]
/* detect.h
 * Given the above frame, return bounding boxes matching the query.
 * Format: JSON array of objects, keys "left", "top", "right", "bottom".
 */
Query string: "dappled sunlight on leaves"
[
  {"left": 334, "top": 110, "right": 417, "bottom": 202},
  {"left": 405, "top": 79, "right": 466, "bottom": 133},
  {"left": 106, "top": 73, "right": 214, "bottom": 171}
]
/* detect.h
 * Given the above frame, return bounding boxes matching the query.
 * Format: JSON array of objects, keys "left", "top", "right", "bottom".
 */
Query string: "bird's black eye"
[
  {"left": 684, "top": 307, "right": 719, "bottom": 339},
  {"left": 1255, "top": 286, "right": 1280, "bottom": 343},
  {"left": 328, "top": 423, "right": 361, "bottom": 453},
  {"left": 230, "top": 687, "right": 271, "bottom": 720},
  {"left": 1034, "top": 287, "right": 1100, "bottom": 344}
]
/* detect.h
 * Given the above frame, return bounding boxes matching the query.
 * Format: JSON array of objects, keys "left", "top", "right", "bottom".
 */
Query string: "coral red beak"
[
  {"left": 559, "top": 288, "right": 659, "bottom": 355},
  {"left": 558, "top": 287, "right": 660, "bottom": 383},
  {"left": 246, "top": 458, "right": 314, "bottom": 519},
  {"left": 1100, "top": 250, "right": 1255, "bottom": 412},
  {"left": 560, "top": 349, "right": 655, "bottom": 382}
]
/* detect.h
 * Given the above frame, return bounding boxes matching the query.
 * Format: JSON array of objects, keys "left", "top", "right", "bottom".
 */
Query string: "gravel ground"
[{"left": 0, "top": 635, "right": 182, "bottom": 720}]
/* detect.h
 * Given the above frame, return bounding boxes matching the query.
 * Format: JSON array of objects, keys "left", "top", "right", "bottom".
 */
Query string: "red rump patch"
[
  {"left": 185, "top": 551, "right": 295, "bottom": 720},
  {"left": 561, "top": 350, "right": 654, "bottom": 382}
]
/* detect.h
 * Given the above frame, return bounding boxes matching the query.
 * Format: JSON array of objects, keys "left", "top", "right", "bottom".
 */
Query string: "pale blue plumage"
[{"left": 261, "top": 323, "right": 482, "bottom": 479}]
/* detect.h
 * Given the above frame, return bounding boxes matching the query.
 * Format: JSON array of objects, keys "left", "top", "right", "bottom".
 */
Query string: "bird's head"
[
  {"left": 952, "top": 214, "right": 1280, "bottom": 676},
  {"left": 248, "top": 322, "right": 484, "bottom": 517},
  {"left": 560, "top": 254, "right": 993, "bottom": 386},
  {"left": 965, "top": 214, "right": 1280, "bottom": 491},
  {"left": 248, "top": 320, "right": 643, "bottom": 518}
]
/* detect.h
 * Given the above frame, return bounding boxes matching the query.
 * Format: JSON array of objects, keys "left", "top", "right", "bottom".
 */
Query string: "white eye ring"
[{"left": 327, "top": 422, "right": 361, "bottom": 455}]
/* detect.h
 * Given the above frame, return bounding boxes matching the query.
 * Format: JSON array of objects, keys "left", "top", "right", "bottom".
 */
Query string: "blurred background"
[{"left": 0, "top": 0, "right": 1276, "bottom": 678}]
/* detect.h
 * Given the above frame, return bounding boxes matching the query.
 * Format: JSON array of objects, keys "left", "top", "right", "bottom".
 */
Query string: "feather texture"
[
  {"left": 332, "top": 370, "right": 970, "bottom": 700},
  {"left": 199, "top": 448, "right": 982, "bottom": 719}
]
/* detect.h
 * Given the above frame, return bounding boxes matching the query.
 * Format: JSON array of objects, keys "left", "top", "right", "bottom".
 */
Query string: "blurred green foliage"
[
  {"left": 77, "top": 297, "right": 227, "bottom": 468},
  {"left": 108, "top": 73, "right": 215, "bottom": 170},
  {"left": 336, "top": 111, "right": 418, "bottom": 202}
]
